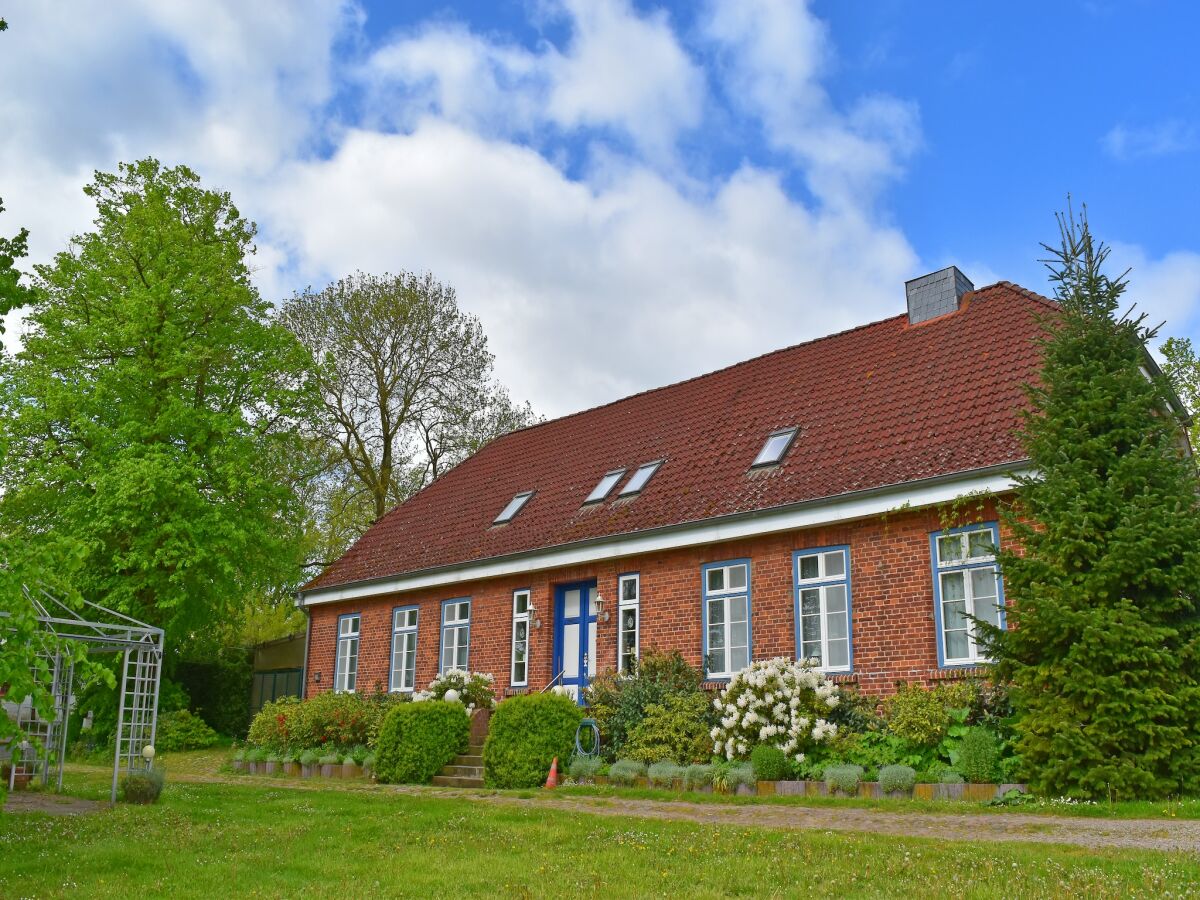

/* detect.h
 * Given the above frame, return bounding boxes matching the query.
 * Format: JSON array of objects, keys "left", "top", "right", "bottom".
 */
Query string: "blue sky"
[{"left": 2, "top": 1, "right": 1198, "bottom": 417}]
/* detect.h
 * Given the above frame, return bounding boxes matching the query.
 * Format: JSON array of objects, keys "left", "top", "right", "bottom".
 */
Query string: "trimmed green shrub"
[
  {"left": 349, "top": 745, "right": 368, "bottom": 765},
  {"left": 318, "top": 753, "right": 340, "bottom": 766},
  {"left": 483, "top": 693, "right": 583, "bottom": 789},
  {"left": 374, "top": 701, "right": 470, "bottom": 785},
  {"left": 824, "top": 764, "right": 864, "bottom": 795},
  {"left": 624, "top": 693, "right": 715, "bottom": 765},
  {"left": 299, "top": 749, "right": 318, "bottom": 767},
  {"left": 957, "top": 727, "right": 1001, "bottom": 784},
  {"left": 647, "top": 760, "right": 685, "bottom": 787},
  {"left": 940, "top": 769, "right": 966, "bottom": 784},
  {"left": 879, "top": 764, "right": 916, "bottom": 794},
  {"left": 684, "top": 763, "right": 714, "bottom": 790},
  {"left": 232, "top": 748, "right": 246, "bottom": 763},
  {"left": 750, "top": 744, "right": 788, "bottom": 781},
  {"left": 584, "top": 650, "right": 706, "bottom": 761},
  {"left": 568, "top": 756, "right": 602, "bottom": 779},
  {"left": 342, "top": 754, "right": 356, "bottom": 766},
  {"left": 121, "top": 767, "right": 165, "bottom": 804},
  {"left": 155, "top": 709, "right": 221, "bottom": 752},
  {"left": 247, "top": 747, "right": 267, "bottom": 763},
  {"left": 608, "top": 759, "right": 646, "bottom": 786}
]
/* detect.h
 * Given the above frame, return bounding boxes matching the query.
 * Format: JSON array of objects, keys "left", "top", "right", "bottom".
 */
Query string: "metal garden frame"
[{"left": 2, "top": 586, "right": 164, "bottom": 803}]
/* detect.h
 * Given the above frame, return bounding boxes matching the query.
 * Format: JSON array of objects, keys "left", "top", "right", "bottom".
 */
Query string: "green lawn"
[{"left": 1, "top": 772, "right": 1197, "bottom": 898}]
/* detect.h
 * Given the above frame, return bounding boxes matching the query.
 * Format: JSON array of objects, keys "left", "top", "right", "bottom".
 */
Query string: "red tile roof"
[{"left": 305, "top": 282, "right": 1055, "bottom": 591}]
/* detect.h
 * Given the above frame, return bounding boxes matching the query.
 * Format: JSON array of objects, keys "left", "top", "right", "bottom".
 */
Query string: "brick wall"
[{"left": 305, "top": 502, "right": 1012, "bottom": 701}]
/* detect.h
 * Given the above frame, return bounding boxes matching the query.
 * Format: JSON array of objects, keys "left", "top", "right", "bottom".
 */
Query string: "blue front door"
[{"left": 553, "top": 580, "right": 598, "bottom": 702}]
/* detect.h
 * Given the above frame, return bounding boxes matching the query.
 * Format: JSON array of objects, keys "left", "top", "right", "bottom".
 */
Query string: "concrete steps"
[{"left": 432, "top": 745, "right": 484, "bottom": 788}]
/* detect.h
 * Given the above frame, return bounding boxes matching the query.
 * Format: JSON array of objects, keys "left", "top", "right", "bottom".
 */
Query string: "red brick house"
[{"left": 297, "top": 268, "right": 1059, "bottom": 700}]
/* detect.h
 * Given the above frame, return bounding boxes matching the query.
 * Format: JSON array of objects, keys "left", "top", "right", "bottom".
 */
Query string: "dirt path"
[
  {"left": 2, "top": 791, "right": 106, "bottom": 816},
  {"left": 108, "top": 768, "right": 1200, "bottom": 855}
]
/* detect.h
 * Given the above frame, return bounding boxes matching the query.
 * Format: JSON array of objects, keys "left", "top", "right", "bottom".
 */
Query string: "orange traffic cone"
[{"left": 544, "top": 756, "right": 559, "bottom": 789}]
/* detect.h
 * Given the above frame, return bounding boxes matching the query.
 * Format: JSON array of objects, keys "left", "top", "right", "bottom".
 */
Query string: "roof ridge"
[{"left": 978, "top": 279, "right": 1060, "bottom": 311}]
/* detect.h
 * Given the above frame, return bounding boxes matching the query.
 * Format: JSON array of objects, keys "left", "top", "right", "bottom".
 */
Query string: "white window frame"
[
  {"left": 440, "top": 598, "right": 472, "bottom": 674},
  {"left": 932, "top": 524, "right": 1003, "bottom": 666},
  {"left": 702, "top": 561, "right": 751, "bottom": 679},
  {"left": 617, "top": 573, "right": 640, "bottom": 675},
  {"left": 511, "top": 589, "right": 531, "bottom": 686},
  {"left": 334, "top": 613, "right": 360, "bottom": 693},
  {"left": 793, "top": 547, "right": 852, "bottom": 673},
  {"left": 390, "top": 607, "right": 419, "bottom": 693}
]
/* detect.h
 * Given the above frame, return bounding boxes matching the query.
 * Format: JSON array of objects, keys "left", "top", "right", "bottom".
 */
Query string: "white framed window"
[
  {"left": 932, "top": 523, "right": 1004, "bottom": 666},
  {"left": 617, "top": 573, "right": 640, "bottom": 675},
  {"left": 390, "top": 607, "right": 419, "bottom": 693},
  {"left": 702, "top": 561, "right": 750, "bottom": 679},
  {"left": 440, "top": 598, "right": 471, "bottom": 673},
  {"left": 793, "top": 547, "right": 851, "bottom": 672},
  {"left": 511, "top": 589, "right": 531, "bottom": 686},
  {"left": 334, "top": 614, "right": 360, "bottom": 693}
]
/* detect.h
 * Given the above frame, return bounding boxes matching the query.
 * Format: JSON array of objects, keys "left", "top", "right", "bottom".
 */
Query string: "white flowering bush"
[
  {"left": 709, "top": 657, "right": 840, "bottom": 762},
  {"left": 413, "top": 670, "right": 496, "bottom": 711}
]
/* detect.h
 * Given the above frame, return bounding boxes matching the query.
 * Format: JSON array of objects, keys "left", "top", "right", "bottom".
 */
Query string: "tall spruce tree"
[{"left": 991, "top": 208, "right": 1200, "bottom": 800}]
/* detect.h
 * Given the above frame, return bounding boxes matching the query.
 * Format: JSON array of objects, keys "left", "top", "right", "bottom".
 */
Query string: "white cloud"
[
  {"left": 1103, "top": 120, "right": 1199, "bottom": 162},
  {"left": 700, "top": 0, "right": 920, "bottom": 208},
  {"left": 258, "top": 122, "right": 917, "bottom": 415},
  {"left": 1110, "top": 242, "right": 1200, "bottom": 337},
  {"left": 360, "top": 0, "right": 704, "bottom": 159}
]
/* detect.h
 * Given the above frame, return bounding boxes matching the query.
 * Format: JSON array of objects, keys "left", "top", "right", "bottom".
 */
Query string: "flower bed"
[{"left": 575, "top": 774, "right": 1028, "bottom": 801}]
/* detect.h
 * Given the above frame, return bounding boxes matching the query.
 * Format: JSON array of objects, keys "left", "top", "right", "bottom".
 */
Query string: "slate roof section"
[{"left": 304, "top": 282, "right": 1055, "bottom": 592}]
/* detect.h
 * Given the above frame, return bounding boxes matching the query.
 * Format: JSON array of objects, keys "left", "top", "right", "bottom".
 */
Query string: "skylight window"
[
  {"left": 494, "top": 490, "right": 534, "bottom": 524},
  {"left": 752, "top": 427, "right": 798, "bottom": 468},
  {"left": 619, "top": 460, "right": 663, "bottom": 496},
  {"left": 585, "top": 469, "right": 626, "bottom": 504}
]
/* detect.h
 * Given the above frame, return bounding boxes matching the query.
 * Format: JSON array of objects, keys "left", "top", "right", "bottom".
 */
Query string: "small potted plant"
[
  {"left": 264, "top": 753, "right": 279, "bottom": 776},
  {"left": 319, "top": 752, "right": 340, "bottom": 778},
  {"left": 281, "top": 753, "right": 299, "bottom": 777},
  {"left": 299, "top": 749, "right": 318, "bottom": 778}
]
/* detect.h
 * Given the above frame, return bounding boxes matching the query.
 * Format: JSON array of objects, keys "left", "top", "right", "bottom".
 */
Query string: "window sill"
[{"left": 932, "top": 664, "right": 990, "bottom": 679}]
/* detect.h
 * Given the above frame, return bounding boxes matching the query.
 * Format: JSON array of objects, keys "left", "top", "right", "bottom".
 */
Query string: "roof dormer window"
[
  {"left": 584, "top": 469, "right": 626, "bottom": 504},
  {"left": 494, "top": 490, "right": 534, "bottom": 524},
  {"left": 619, "top": 460, "right": 663, "bottom": 496},
  {"left": 752, "top": 427, "right": 798, "bottom": 468}
]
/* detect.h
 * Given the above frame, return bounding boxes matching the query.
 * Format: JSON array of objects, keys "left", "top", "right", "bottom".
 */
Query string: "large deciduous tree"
[
  {"left": 281, "top": 271, "right": 535, "bottom": 563},
  {"left": 0, "top": 160, "right": 315, "bottom": 648},
  {"left": 989, "top": 207, "right": 1200, "bottom": 800}
]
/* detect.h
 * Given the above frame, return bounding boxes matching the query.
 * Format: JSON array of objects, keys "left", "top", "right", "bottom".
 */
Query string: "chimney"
[{"left": 905, "top": 266, "right": 974, "bottom": 325}]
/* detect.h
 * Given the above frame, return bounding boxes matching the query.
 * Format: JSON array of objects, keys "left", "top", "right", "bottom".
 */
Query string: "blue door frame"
[{"left": 553, "top": 580, "right": 597, "bottom": 702}]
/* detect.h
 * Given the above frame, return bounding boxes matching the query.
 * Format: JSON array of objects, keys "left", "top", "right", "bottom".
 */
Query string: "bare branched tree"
[{"left": 281, "top": 271, "right": 536, "bottom": 558}]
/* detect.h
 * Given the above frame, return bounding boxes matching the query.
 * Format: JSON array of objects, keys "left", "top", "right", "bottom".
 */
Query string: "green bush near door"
[
  {"left": 484, "top": 693, "right": 583, "bottom": 788},
  {"left": 374, "top": 701, "right": 470, "bottom": 784}
]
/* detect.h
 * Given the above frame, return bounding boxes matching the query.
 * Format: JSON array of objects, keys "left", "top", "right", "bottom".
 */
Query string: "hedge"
[
  {"left": 483, "top": 693, "right": 583, "bottom": 789},
  {"left": 373, "top": 701, "right": 469, "bottom": 784}
]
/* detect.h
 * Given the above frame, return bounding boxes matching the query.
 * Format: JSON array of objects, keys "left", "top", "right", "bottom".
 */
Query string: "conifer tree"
[{"left": 989, "top": 207, "right": 1200, "bottom": 800}]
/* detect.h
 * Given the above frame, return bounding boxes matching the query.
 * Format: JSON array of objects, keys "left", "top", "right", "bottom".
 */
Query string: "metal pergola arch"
[{"left": 2, "top": 585, "right": 163, "bottom": 803}]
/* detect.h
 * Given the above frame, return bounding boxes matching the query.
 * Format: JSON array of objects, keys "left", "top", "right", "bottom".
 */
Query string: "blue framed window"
[
  {"left": 701, "top": 560, "right": 751, "bottom": 679},
  {"left": 334, "top": 613, "right": 360, "bottom": 693},
  {"left": 440, "top": 598, "right": 471, "bottom": 674},
  {"left": 793, "top": 546, "right": 852, "bottom": 673},
  {"left": 390, "top": 607, "right": 419, "bottom": 693},
  {"left": 617, "top": 573, "right": 640, "bottom": 675},
  {"left": 931, "top": 522, "right": 1005, "bottom": 667},
  {"left": 511, "top": 589, "right": 531, "bottom": 686}
]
